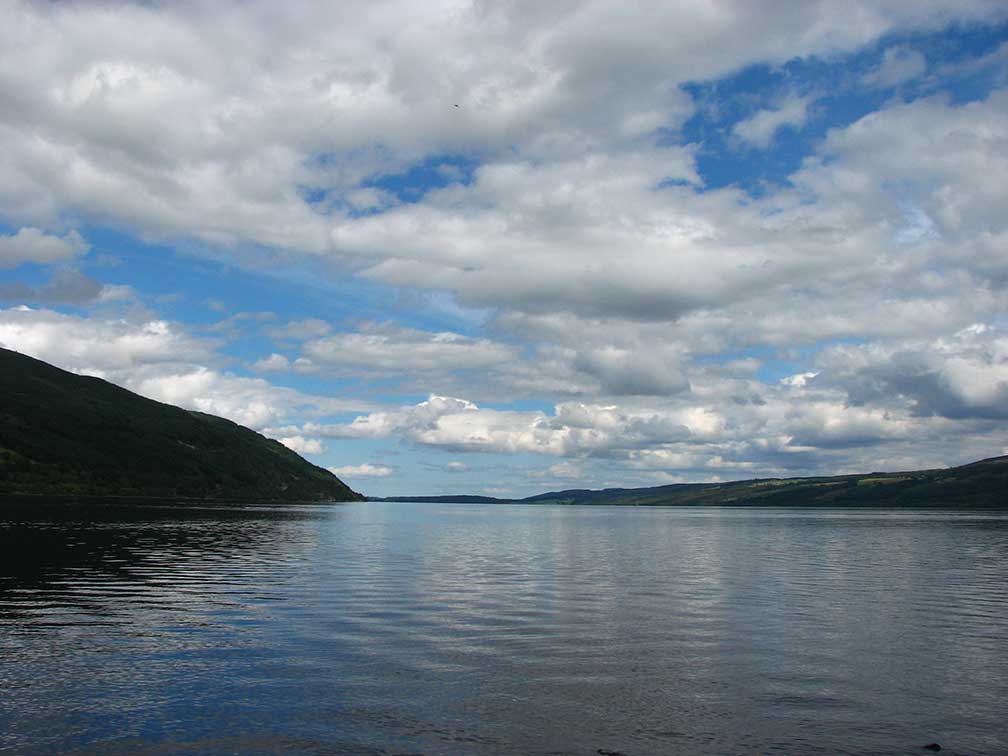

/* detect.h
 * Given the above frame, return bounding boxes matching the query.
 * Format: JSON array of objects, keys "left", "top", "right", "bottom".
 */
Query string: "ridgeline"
[
  {"left": 373, "top": 456, "right": 1008, "bottom": 508},
  {"left": 0, "top": 348, "right": 362, "bottom": 502}
]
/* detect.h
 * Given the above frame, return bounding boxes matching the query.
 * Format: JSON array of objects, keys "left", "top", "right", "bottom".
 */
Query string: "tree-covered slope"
[
  {"left": 0, "top": 348, "right": 362, "bottom": 502},
  {"left": 518, "top": 456, "right": 1008, "bottom": 507},
  {"left": 374, "top": 456, "right": 1008, "bottom": 507}
]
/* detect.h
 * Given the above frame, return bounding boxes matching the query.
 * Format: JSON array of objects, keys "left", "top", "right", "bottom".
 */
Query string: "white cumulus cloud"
[
  {"left": 0, "top": 306, "right": 372, "bottom": 431},
  {"left": 733, "top": 94, "right": 812, "bottom": 148},
  {"left": 278, "top": 436, "right": 326, "bottom": 455},
  {"left": 329, "top": 463, "right": 393, "bottom": 478}
]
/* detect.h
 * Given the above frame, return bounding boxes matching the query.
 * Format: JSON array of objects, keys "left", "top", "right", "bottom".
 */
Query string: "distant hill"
[
  {"left": 373, "top": 455, "right": 1008, "bottom": 508},
  {"left": 0, "top": 348, "right": 363, "bottom": 502},
  {"left": 368, "top": 495, "right": 505, "bottom": 504}
]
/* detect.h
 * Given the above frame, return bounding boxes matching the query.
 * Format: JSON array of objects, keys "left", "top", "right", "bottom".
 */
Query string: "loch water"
[{"left": 1, "top": 501, "right": 1006, "bottom": 756}]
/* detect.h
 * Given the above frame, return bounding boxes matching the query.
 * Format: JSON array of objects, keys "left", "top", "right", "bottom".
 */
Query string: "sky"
[{"left": 1, "top": 1, "right": 1007, "bottom": 497}]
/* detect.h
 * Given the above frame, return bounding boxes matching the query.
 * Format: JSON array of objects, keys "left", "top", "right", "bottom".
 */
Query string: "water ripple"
[{"left": 1, "top": 503, "right": 1006, "bottom": 756}]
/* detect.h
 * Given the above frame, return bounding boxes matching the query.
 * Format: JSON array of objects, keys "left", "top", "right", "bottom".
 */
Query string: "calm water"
[{"left": 1, "top": 502, "right": 1006, "bottom": 756}]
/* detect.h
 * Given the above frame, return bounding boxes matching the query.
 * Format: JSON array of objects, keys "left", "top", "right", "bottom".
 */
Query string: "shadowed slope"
[{"left": 0, "top": 348, "right": 362, "bottom": 502}]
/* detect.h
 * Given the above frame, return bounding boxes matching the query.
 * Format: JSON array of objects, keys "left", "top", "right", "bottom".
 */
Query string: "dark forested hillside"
[{"left": 0, "top": 348, "right": 362, "bottom": 502}]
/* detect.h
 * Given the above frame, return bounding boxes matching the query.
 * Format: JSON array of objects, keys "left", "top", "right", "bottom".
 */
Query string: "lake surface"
[{"left": 1, "top": 501, "right": 1006, "bottom": 756}]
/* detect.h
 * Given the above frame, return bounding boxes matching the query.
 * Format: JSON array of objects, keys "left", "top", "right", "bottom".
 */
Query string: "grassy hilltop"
[{"left": 0, "top": 348, "right": 362, "bottom": 502}]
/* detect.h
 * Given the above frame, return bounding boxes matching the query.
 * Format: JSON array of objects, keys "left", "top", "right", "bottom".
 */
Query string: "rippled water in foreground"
[{"left": 1, "top": 502, "right": 1006, "bottom": 756}]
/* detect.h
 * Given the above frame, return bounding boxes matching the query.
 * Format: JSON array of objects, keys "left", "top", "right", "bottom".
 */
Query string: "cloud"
[
  {"left": 0, "top": 228, "right": 89, "bottom": 269},
  {"left": 328, "top": 463, "right": 393, "bottom": 478},
  {"left": 278, "top": 436, "right": 325, "bottom": 455},
  {"left": 794, "top": 90, "right": 1008, "bottom": 246},
  {"left": 320, "top": 83, "right": 1008, "bottom": 348},
  {"left": 0, "top": 306, "right": 371, "bottom": 430},
  {"left": 819, "top": 324, "right": 1008, "bottom": 420},
  {"left": 265, "top": 318, "right": 331, "bottom": 342},
  {"left": 206, "top": 311, "right": 276, "bottom": 339},
  {"left": 732, "top": 94, "right": 812, "bottom": 148},
  {"left": 298, "top": 385, "right": 948, "bottom": 480},
  {"left": 2, "top": 4, "right": 1007, "bottom": 485},
  {"left": 251, "top": 353, "right": 290, "bottom": 372},
  {"left": 862, "top": 46, "right": 927, "bottom": 87},
  {"left": 1, "top": 1, "right": 1000, "bottom": 256},
  {"left": 785, "top": 402, "right": 912, "bottom": 448},
  {"left": 0, "top": 269, "right": 105, "bottom": 305},
  {"left": 1, "top": 4, "right": 1004, "bottom": 351},
  {"left": 301, "top": 322, "right": 518, "bottom": 371},
  {"left": 0, "top": 305, "right": 216, "bottom": 370},
  {"left": 546, "top": 461, "right": 586, "bottom": 479},
  {"left": 247, "top": 352, "right": 318, "bottom": 376},
  {"left": 318, "top": 395, "right": 697, "bottom": 457},
  {"left": 780, "top": 371, "right": 819, "bottom": 388},
  {"left": 116, "top": 367, "right": 330, "bottom": 430},
  {"left": 4, "top": 302, "right": 1002, "bottom": 483},
  {"left": 572, "top": 345, "right": 690, "bottom": 396}
]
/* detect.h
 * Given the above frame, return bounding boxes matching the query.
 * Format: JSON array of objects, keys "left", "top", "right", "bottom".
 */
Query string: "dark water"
[{"left": 1, "top": 502, "right": 1006, "bottom": 756}]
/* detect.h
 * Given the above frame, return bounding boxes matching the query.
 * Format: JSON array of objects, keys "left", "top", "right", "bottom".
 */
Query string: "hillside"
[
  {"left": 0, "top": 348, "right": 363, "bottom": 502},
  {"left": 374, "top": 455, "right": 1008, "bottom": 508}
]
